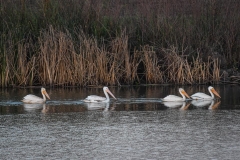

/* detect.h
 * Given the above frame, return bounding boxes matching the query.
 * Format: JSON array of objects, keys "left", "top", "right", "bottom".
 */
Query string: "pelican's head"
[
  {"left": 208, "top": 86, "right": 221, "bottom": 98},
  {"left": 41, "top": 87, "right": 50, "bottom": 99},
  {"left": 103, "top": 86, "right": 117, "bottom": 100},
  {"left": 179, "top": 88, "right": 190, "bottom": 99}
]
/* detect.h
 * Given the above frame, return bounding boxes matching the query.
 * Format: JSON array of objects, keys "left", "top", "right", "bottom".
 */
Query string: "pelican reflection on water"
[
  {"left": 191, "top": 100, "right": 221, "bottom": 110},
  {"left": 23, "top": 103, "right": 45, "bottom": 112},
  {"left": 162, "top": 101, "right": 191, "bottom": 110},
  {"left": 83, "top": 102, "right": 110, "bottom": 111},
  {"left": 162, "top": 101, "right": 185, "bottom": 108},
  {"left": 208, "top": 101, "right": 221, "bottom": 110}
]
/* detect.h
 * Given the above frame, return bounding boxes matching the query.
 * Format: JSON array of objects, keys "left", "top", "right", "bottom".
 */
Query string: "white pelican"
[
  {"left": 22, "top": 87, "right": 50, "bottom": 104},
  {"left": 83, "top": 86, "right": 117, "bottom": 103},
  {"left": 190, "top": 86, "right": 221, "bottom": 100},
  {"left": 161, "top": 88, "right": 190, "bottom": 102}
]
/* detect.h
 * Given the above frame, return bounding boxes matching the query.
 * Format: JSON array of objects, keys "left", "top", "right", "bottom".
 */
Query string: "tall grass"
[
  {"left": 1, "top": 0, "right": 239, "bottom": 87},
  {"left": 162, "top": 47, "right": 220, "bottom": 84},
  {"left": 0, "top": 26, "right": 222, "bottom": 86}
]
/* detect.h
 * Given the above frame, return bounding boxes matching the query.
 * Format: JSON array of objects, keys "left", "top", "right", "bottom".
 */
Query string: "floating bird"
[
  {"left": 22, "top": 87, "right": 50, "bottom": 104},
  {"left": 83, "top": 86, "right": 117, "bottom": 103},
  {"left": 190, "top": 86, "right": 221, "bottom": 100},
  {"left": 161, "top": 88, "right": 190, "bottom": 102}
]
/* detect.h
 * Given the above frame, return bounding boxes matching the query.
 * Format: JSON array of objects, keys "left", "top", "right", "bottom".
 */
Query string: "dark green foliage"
[{"left": 0, "top": 0, "right": 239, "bottom": 87}]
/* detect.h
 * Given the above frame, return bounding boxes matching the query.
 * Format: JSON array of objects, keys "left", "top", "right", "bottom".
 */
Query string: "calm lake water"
[{"left": 1, "top": 85, "right": 240, "bottom": 159}]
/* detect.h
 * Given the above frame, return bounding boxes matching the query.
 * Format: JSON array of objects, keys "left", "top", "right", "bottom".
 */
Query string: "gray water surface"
[{"left": 1, "top": 85, "right": 240, "bottom": 159}]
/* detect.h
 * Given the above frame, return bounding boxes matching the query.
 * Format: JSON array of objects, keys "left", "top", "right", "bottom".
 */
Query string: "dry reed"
[
  {"left": 141, "top": 45, "right": 164, "bottom": 84},
  {"left": 1, "top": 27, "right": 222, "bottom": 87},
  {"left": 162, "top": 46, "right": 221, "bottom": 84}
]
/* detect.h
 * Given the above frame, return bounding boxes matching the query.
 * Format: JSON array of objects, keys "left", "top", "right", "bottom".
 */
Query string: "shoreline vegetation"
[{"left": 1, "top": 0, "right": 240, "bottom": 87}]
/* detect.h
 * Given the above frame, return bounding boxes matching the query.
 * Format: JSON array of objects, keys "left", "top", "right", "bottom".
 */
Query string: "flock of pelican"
[
  {"left": 21, "top": 86, "right": 117, "bottom": 104},
  {"left": 161, "top": 86, "right": 221, "bottom": 102},
  {"left": 21, "top": 86, "right": 221, "bottom": 109}
]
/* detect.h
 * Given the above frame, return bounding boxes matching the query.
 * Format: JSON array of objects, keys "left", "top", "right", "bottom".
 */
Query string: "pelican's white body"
[
  {"left": 83, "top": 86, "right": 117, "bottom": 103},
  {"left": 162, "top": 88, "right": 190, "bottom": 102},
  {"left": 22, "top": 88, "right": 50, "bottom": 104},
  {"left": 191, "top": 86, "right": 221, "bottom": 100}
]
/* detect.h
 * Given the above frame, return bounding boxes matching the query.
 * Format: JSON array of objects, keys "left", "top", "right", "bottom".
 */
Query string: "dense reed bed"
[{"left": 1, "top": 0, "right": 239, "bottom": 87}]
